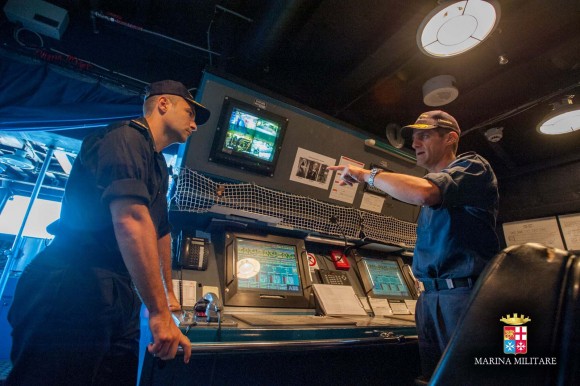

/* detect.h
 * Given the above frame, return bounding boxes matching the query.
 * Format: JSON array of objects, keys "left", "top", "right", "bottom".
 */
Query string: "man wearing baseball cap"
[
  {"left": 145, "top": 79, "right": 211, "bottom": 126},
  {"left": 328, "top": 110, "right": 499, "bottom": 381},
  {"left": 8, "top": 80, "right": 211, "bottom": 385}
]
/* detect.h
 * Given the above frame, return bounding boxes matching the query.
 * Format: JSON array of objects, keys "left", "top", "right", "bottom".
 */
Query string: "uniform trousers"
[
  {"left": 415, "top": 287, "right": 472, "bottom": 379},
  {"left": 7, "top": 246, "right": 141, "bottom": 386}
]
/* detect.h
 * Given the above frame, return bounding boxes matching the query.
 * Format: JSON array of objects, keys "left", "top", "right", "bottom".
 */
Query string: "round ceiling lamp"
[
  {"left": 536, "top": 96, "right": 580, "bottom": 135},
  {"left": 417, "top": 0, "right": 501, "bottom": 58}
]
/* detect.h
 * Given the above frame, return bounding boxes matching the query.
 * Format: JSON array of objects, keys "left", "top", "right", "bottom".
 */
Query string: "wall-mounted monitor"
[
  {"left": 209, "top": 97, "right": 289, "bottom": 176},
  {"left": 356, "top": 255, "right": 417, "bottom": 300},
  {"left": 224, "top": 232, "right": 314, "bottom": 309}
]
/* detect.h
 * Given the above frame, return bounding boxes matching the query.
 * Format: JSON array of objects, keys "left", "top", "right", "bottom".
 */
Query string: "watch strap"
[{"left": 368, "top": 168, "right": 381, "bottom": 187}]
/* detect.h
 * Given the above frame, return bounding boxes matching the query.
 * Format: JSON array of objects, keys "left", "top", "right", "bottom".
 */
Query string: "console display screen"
[
  {"left": 363, "top": 259, "right": 412, "bottom": 298},
  {"left": 236, "top": 238, "right": 301, "bottom": 293},
  {"left": 224, "top": 232, "right": 313, "bottom": 309}
]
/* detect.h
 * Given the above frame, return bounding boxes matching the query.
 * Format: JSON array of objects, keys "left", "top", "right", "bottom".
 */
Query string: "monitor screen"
[
  {"left": 236, "top": 238, "right": 301, "bottom": 293},
  {"left": 357, "top": 256, "right": 416, "bottom": 300},
  {"left": 209, "top": 97, "right": 289, "bottom": 176},
  {"left": 224, "top": 232, "right": 314, "bottom": 308}
]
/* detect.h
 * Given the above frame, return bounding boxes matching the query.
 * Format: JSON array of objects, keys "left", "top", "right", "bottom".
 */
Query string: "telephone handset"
[{"left": 177, "top": 233, "right": 210, "bottom": 270}]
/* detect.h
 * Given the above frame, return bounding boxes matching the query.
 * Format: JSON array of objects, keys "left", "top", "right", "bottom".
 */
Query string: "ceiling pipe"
[
  {"left": 90, "top": 11, "right": 221, "bottom": 57},
  {"left": 463, "top": 81, "right": 580, "bottom": 136},
  {"left": 215, "top": 5, "right": 253, "bottom": 23}
]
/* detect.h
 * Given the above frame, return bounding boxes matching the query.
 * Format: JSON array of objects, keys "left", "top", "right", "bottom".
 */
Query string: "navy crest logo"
[{"left": 501, "top": 313, "right": 531, "bottom": 355}]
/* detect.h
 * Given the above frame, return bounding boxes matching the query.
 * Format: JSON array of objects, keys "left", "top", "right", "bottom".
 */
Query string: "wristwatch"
[{"left": 368, "top": 168, "right": 381, "bottom": 188}]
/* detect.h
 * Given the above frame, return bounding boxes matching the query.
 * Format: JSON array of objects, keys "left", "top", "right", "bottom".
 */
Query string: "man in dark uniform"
[
  {"left": 307, "top": 162, "right": 320, "bottom": 180},
  {"left": 328, "top": 110, "right": 499, "bottom": 380},
  {"left": 7, "top": 80, "right": 210, "bottom": 385}
]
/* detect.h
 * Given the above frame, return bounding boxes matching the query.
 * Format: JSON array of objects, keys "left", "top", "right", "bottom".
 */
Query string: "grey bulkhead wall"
[{"left": 179, "top": 76, "right": 423, "bottom": 223}]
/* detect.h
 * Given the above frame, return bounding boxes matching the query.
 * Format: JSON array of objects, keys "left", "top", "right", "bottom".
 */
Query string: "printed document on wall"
[
  {"left": 360, "top": 192, "right": 385, "bottom": 213},
  {"left": 329, "top": 156, "right": 365, "bottom": 204},
  {"left": 559, "top": 213, "right": 580, "bottom": 250}
]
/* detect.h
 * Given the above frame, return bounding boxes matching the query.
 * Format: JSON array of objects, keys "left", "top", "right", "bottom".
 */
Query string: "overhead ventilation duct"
[
  {"left": 423, "top": 75, "right": 459, "bottom": 107},
  {"left": 239, "top": 0, "right": 318, "bottom": 67}
]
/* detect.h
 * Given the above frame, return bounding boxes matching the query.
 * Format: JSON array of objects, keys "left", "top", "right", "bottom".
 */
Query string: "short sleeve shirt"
[
  {"left": 412, "top": 152, "right": 500, "bottom": 280},
  {"left": 57, "top": 118, "right": 170, "bottom": 264}
]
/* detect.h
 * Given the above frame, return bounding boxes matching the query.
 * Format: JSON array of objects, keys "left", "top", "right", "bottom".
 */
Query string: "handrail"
[
  {"left": 173, "top": 334, "right": 418, "bottom": 354},
  {"left": 0, "top": 146, "right": 55, "bottom": 301}
]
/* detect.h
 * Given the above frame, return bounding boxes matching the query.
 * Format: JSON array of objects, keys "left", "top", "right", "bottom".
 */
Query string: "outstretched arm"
[
  {"left": 110, "top": 198, "right": 191, "bottom": 364},
  {"left": 327, "top": 164, "right": 441, "bottom": 206}
]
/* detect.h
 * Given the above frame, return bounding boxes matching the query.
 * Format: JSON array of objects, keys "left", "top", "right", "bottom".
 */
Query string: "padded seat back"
[{"left": 430, "top": 243, "right": 579, "bottom": 386}]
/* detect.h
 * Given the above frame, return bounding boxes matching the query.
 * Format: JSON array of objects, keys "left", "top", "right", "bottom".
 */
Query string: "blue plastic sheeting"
[{"left": 0, "top": 53, "right": 143, "bottom": 138}]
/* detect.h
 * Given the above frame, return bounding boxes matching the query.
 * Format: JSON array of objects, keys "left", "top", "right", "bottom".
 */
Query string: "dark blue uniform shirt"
[
  {"left": 412, "top": 152, "right": 499, "bottom": 280},
  {"left": 56, "top": 117, "right": 170, "bottom": 271}
]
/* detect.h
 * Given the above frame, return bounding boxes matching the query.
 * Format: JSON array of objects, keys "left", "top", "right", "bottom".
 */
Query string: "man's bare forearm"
[
  {"left": 110, "top": 199, "right": 168, "bottom": 316},
  {"left": 328, "top": 165, "right": 441, "bottom": 206},
  {"left": 158, "top": 233, "right": 173, "bottom": 294}
]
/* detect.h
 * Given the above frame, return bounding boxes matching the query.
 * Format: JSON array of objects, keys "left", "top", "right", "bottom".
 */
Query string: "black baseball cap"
[
  {"left": 401, "top": 110, "right": 460, "bottom": 138},
  {"left": 145, "top": 80, "right": 211, "bottom": 125}
]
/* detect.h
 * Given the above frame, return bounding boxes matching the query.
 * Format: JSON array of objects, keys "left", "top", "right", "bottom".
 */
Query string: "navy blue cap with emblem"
[
  {"left": 401, "top": 110, "right": 460, "bottom": 138},
  {"left": 145, "top": 80, "right": 211, "bottom": 125}
]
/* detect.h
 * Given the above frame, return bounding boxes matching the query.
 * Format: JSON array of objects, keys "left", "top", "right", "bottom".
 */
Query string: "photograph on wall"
[{"left": 290, "top": 147, "right": 335, "bottom": 190}]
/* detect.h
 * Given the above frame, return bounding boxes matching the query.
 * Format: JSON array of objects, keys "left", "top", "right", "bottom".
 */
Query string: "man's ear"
[
  {"left": 157, "top": 96, "right": 170, "bottom": 113},
  {"left": 447, "top": 132, "right": 459, "bottom": 144}
]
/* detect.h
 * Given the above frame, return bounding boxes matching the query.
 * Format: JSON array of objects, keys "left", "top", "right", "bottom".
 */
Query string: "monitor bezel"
[
  {"left": 357, "top": 255, "right": 417, "bottom": 300},
  {"left": 224, "top": 232, "right": 314, "bottom": 308},
  {"left": 208, "top": 96, "right": 289, "bottom": 177}
]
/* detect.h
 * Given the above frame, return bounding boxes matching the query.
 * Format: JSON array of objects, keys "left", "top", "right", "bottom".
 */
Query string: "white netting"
[{"left": 172, "top": 168, "right": 417, "bottom": 248}]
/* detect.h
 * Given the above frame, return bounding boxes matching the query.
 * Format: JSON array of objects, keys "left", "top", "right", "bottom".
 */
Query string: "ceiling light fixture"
[
  {"left": 423, "top": 75, "right": 459, "bottom": 106},
  {"left": 417, "top": 0, "right": 501, "bottom": 58},
  {"left": 536, "top": 96, "right": 580, "bottom": 135},
  {"left": 498, "top": 54, "right": 509, "bottom": 65},
  {"left": 484, "top": 127, "right": 503, "bottom": 142}
]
